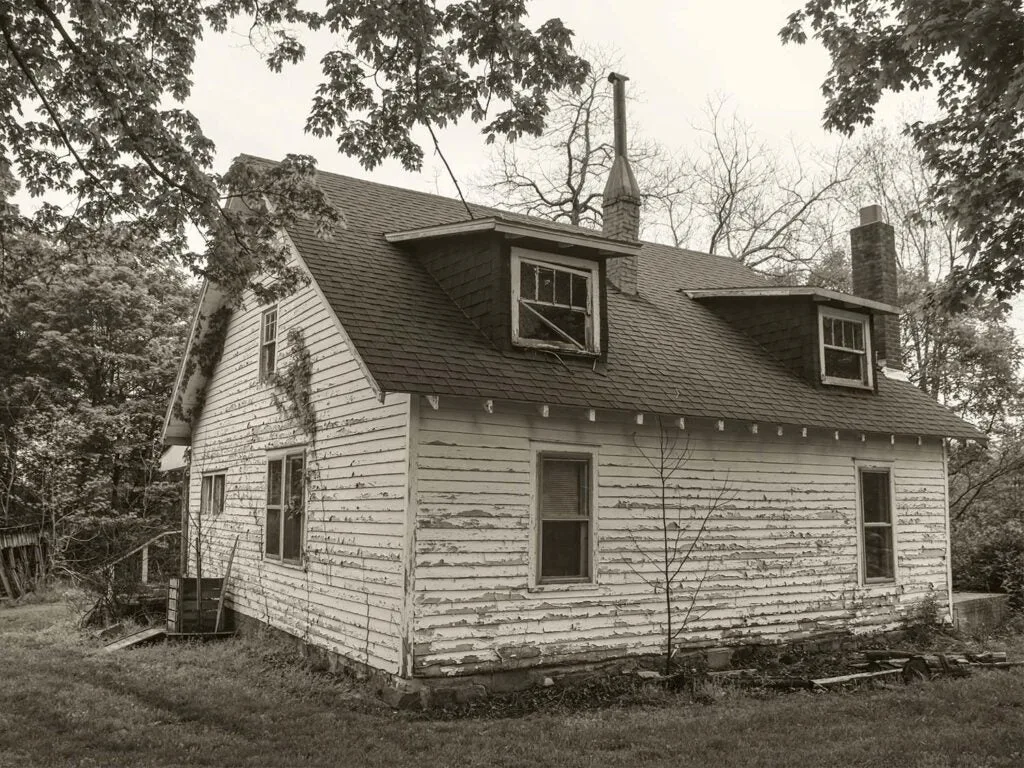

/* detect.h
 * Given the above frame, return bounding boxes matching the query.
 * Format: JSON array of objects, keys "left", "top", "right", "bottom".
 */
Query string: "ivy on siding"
[
  {"left": 173, "top": 305, "right": 233, "bottom": 424},
  {"left": 270, "top": 327, "right": 317, "bottom": 439}
]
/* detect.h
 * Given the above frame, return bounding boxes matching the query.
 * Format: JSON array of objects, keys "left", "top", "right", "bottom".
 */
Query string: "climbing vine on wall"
[
  {"left": 270, "top": 328, "right": 317, "bottom": 439},
  {"left": 173, "top": 305, "right": 233, "bottom": 424}
]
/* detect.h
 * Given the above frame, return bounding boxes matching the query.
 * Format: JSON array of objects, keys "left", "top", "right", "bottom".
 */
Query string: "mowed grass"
[{"left": 4, "top": 603, "right": 1024, "bottom": 768}]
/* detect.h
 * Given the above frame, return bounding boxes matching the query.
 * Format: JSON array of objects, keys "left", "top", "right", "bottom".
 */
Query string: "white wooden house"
[{"left": 163, "top": 84, "right": 979, "bottom": 694}]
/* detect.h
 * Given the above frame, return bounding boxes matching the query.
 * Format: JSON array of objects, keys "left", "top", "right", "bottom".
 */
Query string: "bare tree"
[
  {"left": 675, "top": 95, "right": 852, "bottom": 273},
  {"left": 625, "top": 418, "right": 731, "bottom": 675},
  {"left": 477, "top": 47, "right": 690, "bottom": 232}
]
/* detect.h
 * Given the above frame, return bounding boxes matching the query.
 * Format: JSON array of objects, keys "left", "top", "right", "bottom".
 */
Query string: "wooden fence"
[{"left": 0, "top": 524, "right": 47, "bottom": 600}]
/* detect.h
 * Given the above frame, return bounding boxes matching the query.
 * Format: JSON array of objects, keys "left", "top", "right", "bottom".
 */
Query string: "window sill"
[
  {"left": 857, "top": 579, "right": 899, "bottom": 592},
  {"left": 512, "top": 339, "right": 600, "bottom": 357},
  {"left": 821, "top": 375, "right": 873, "bottom": 390},
  {"left": 263, "top": 556, "right": 306, "bottom": 572},
  {"left": 528, "top": 580, "right": 600, "bottom": 595}
]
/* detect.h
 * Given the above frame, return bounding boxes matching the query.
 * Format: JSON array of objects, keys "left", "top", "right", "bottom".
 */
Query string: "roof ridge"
[{"left": 232, "top": 153, "right": 755, "bottom": 268}]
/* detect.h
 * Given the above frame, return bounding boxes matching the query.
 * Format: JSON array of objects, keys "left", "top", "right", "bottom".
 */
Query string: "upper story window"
[
  {"left": 511, "top": 248, "right": 600, "bottom": 355},
  {"left": 819, "top": 307, "right": 872, "bottom": 388},
  {"left": 259, "top": 307, "right": 278, "bottom": 381}
]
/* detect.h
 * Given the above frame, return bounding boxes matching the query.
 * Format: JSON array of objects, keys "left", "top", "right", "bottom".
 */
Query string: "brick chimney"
[
  {"left": 850, "top": 204, "right": 902, "bottom": 370},
  {"left": 602, "top": 72, "right": 641, "bottom": 295}
]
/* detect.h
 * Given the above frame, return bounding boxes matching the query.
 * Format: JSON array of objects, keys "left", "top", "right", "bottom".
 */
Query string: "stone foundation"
[{"left": 230, "top": 609, "right": 902, "bottom": 709}]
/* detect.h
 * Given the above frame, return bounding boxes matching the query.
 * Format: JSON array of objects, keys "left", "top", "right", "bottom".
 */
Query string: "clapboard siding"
[
  {"left": 188, "top": 268, "right": 409, "bottom": 675},
  {"left": 412, "top": 400, "right": 950, "bottom": 677}
]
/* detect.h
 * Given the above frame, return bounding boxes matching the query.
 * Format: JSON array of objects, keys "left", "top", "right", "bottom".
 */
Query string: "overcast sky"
[{"left": 188, "top": 0, "right": 853, "bottom": 194}]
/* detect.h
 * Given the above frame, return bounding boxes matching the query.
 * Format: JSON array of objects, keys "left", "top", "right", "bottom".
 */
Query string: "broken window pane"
[
  {"left": 538, "top": 268, "right": 555, "bottom": 303},
  {"left": 555, "top": 270, "right": 572, "bottom": 305},
  {"left": 571, "top": 274, "right": 588, "bottom": 308},
  {"left": 519, "top": 304, "right": 587, "bottom": 347},
  {"left": 520, "top": 262, "right": 537, "bottom": 300}
]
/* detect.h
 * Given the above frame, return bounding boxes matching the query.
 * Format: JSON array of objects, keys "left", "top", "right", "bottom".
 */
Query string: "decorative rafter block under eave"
[
  {"left": 801, "top": 427, "right": 808, "bottom": 438},
  {"left": 634, "top": 413, "right": 644, "bottom": 425},
  {"left": 483, "top": 399, "right": 494, "bottom": 414},
  {"left": 426, "top": 395, "right": 440, "bottom": 411},
  {"left": 750, "top": 423, "right": 758, "bottom": 435},
  {"left": 677, "top": 417, "right": 686, "bottom": 430},
  {"left": 538, "top": 404, "right": 550, "bottom": 418},
  {"left": 586, "top": 408, "right": 596, "bottom": 422},
  {"left": 776, "top": 426, "right": 784, "bottom": 437},
  {"left": 716, "top": 420, "right": 725, "bottom": 432}
]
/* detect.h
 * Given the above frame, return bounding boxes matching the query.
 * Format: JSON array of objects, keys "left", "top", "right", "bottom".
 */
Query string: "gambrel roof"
[{"left": 265, "top": 159, "right": 981, "bottom": 441}]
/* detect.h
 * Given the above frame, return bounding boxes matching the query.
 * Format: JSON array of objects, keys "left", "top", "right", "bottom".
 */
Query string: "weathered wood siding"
[
  {"left": 188, "top": 267, "right": 409, "bottom": 674},
  {"left": 412, "top": 400, "right": 950, "bottom": 677}
]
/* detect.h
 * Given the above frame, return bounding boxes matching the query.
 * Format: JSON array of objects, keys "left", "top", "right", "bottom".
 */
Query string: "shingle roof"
[{"left": 273, "top": 158, "right": 981, "bottom": 440}]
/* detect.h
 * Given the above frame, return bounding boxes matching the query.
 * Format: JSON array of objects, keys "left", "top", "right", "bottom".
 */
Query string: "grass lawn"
[{"left": 4, "top": 602, "right": 1024, "bottom": 767}]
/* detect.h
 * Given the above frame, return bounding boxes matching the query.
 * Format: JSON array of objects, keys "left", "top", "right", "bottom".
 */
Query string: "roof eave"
[
  {"left": 685, "top": 286, "right": 900, "bottom": 315},
  {"left": 385, "top": 216, "right": 642, "bottom": 257}
]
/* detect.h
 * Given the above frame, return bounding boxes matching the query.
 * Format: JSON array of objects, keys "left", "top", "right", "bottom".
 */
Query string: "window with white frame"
[
  {"left": 200, "top": 473, "right": 225, "bottom": 518},
  {"left": 512, "top": 248, "right": 600, "bottom": 354},
  {"left": 265, "top": 450, "right": 305, "bottom": 564},
  {"left": 859, "top": 468, "right": 896, "bottom": 583},
  {"left": 259, "top": 306, "right": 278, "bottom": 381},
  {"left": 819, "top": 307, "right": 872, "bottom": 388},
  {"left": 537, "top": 453, "right": 593, "bottom": 583}
]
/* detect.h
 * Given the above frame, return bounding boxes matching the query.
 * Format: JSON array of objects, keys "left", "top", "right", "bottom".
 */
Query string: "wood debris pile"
[{"left": 706, "top": 649, "right": 1023, "bottom": 691}]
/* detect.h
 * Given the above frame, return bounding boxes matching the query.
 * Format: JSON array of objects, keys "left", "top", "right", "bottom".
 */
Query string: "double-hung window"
[
  {"left": 537, "top": 454, "right": 593, "bottom": 583},
  {"left": 859, "top": 468, "right": 896, "bottom": 583},
  {"left": 512, "top": 248, "right": 600, "bottom": 354},
  {"left": 819, "top": 307, "right": 872, "bottom": 388},
  {"left": 200, "top": 473, "right": 225, "bottom": 518},
  {"left": 259, "top": 307, "right": 278, "bottom": 381},
  {"left": 266, "top": 450, "right": 305, "bottom": 564}
]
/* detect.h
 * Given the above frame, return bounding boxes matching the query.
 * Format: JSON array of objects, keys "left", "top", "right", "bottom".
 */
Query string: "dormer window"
[
  {"left": 511, "top": 248, "right": 600, "bottom": 354},
  {"left": 819, "top": 307, "right": 873, "bottom": 388}
]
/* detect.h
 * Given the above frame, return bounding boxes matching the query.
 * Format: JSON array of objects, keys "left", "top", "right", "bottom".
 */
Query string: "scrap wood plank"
[
  {"left": 811, "top": 668, "right": 904, "bottom": 688},
  {"left": 214, "top": 535, "right": 239, "bottom": 633},
  {"left": 103, "top": 626, "right": 166, "bottom": 653}
]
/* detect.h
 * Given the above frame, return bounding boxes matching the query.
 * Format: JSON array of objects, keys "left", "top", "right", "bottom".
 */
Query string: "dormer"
[
  {"left": 384, "top": 216, "right": 639, "bottom": 358},
  {"left": 689, "top": 204, "right": 903, "bottom": 392},
  {"left": 687, "top": 286, "right": 897, "bottom": 391}
]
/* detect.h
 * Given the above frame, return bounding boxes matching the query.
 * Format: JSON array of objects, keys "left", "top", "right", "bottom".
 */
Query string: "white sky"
[
  {"left": 188, "top": 0, "right": 847, "bottom": 193},
  {"left": 186, "top": 0, "right": 1024, "bottom": 327}
]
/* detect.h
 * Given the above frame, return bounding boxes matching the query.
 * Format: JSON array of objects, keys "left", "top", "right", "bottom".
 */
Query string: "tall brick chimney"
[
  {"left": 850, "top": 204, "right": 902, "bottom": 370},
  {"left": 602, "top": 72, "right": 641, "bottom": 295}
]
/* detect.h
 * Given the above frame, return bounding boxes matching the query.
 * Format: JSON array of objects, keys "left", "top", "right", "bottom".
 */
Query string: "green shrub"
[{"left": 952, "top": 519, "right": 1024, "bottom": 608}]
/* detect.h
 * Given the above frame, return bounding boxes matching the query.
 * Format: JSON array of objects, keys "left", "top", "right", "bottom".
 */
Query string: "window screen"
[{"left": 538, "top": 457, "right": 591, "bottom": 581}]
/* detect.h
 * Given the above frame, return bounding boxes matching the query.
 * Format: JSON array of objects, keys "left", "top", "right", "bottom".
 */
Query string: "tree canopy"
[
  {"left": 0, "top": 0, "right": 589, "bottom": 302},
  {"left": 781, "top": 0, "right": 1024, "bottom": 300}
]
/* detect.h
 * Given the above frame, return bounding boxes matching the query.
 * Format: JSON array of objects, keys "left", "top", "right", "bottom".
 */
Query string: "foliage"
[
  {"left": 781, "top": 0, "right": 1024, "bottom": 300},
  {"left": 269, "top": 328, "right": 317, "bottom": 439},
  {"left": 0, "top": 215, "right": 194, "bottom": 578},
  {"left": 953, "top": 518, "right": 1024, "bottom": 609},
  {"left": 0, "top": 0, "right": 588, "bottom": 299}
]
